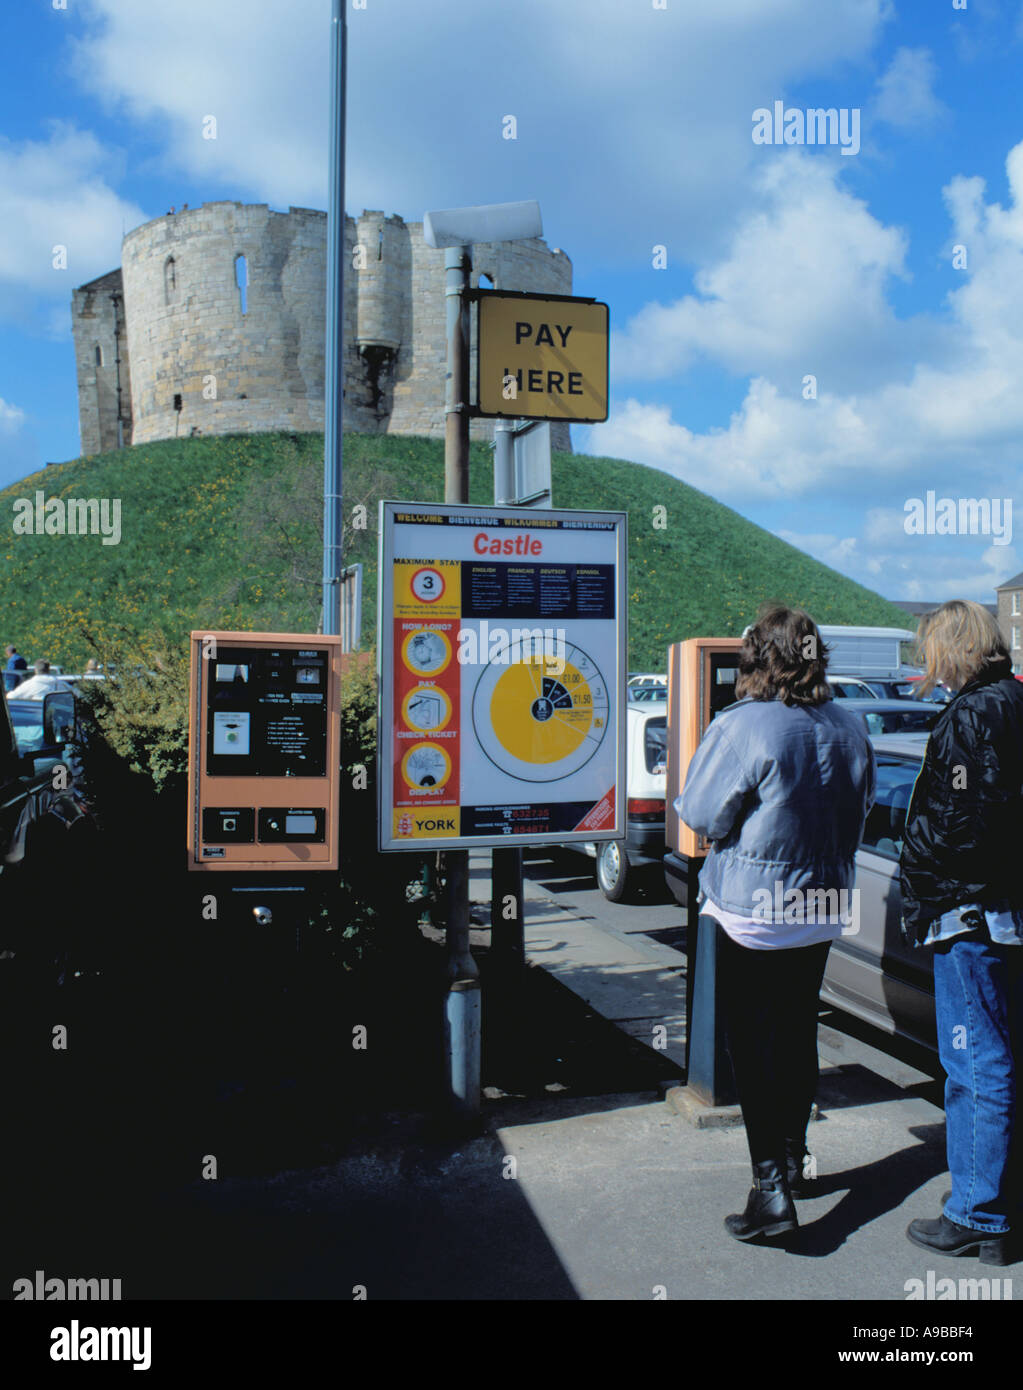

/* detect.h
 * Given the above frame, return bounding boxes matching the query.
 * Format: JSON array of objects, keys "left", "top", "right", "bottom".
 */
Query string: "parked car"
[
  {"left": 562, "top": 700, "right": 667, "bottom": 901},
  {"left": 821, "top": 732, "right": 935, "bottom": 1049},
  {"left": 826, "top": 675, "right": 881, "bottom": 699},
  {"left": 627, "top": 673, "right": 667, "bottom": 701},
  {"left": 0, "top": 684, "right": 95, "bottom": 981},
  {"left": 6, "top": 691, "right": 86, "bottom": 786},
  {"left": 856, "top": 677, "right": 918, "bottom": 700},
  {"left": 628, "top": 683, "right": 669, "bottom": 702},
  {"left": 901, "top": 674, "right": 953, "bottom": 704},
  {"left": 831, "top": 697, "right": 939, "bottom": 737}
]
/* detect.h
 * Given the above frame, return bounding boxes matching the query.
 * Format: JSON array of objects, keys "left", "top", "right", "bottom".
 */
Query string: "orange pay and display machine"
[
  {"left": 665, "top": 637, "right": 742, "bottom": 860},
  {"left": 187, "top": 631, "right": 342, "bottom": 872}
]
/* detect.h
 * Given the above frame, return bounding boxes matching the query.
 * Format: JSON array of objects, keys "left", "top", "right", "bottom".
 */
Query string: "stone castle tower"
[{"left": 71, "top": 201, "right": 574, "bottom": 457}]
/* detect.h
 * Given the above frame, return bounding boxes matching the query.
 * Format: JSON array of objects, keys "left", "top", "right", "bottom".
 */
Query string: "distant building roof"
[
  {"left": 890, "top": 601, "right": 936, "bottom": 616},
  {"left": 995, "top": 571, "right": 1023, "bottom": 591},
  {"left": 892, "top": 599, "right": 998, "bottom": 617}
]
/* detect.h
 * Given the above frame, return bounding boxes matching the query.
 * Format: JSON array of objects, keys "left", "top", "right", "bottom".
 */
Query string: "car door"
[{"left": 821, "top": 753, "right": 936, "bottom": 1048}]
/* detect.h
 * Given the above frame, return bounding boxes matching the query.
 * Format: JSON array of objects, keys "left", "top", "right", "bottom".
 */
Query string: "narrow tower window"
[
  {"left": 94, "top": 344, "right": 103, "bottom": 366},
  {"left": 164, "top": 256, "right": 177, "bottom": 304},
  {"left": 235, "top": 254, "right": 249, "bottom": 315}
]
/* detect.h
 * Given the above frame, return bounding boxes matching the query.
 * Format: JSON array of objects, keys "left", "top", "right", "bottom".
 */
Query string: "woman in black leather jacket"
[{"left": 900, "top": 600, "right": 1023, "bottom": 1266}]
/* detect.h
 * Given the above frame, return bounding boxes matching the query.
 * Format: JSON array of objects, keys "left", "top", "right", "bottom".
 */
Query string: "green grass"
[{"left": 0, "top": 431, "right": 914, "bottom": 669}]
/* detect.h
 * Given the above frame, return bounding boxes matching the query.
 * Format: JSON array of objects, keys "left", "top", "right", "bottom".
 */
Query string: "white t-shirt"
[
  {"left": 10, "top": 674, "right": 74, "bottom": 700},
  {"left": 699, "top": 893, "right": 850, "bottom": 950}
]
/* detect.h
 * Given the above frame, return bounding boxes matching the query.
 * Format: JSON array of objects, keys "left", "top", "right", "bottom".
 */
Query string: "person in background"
[
  {"left": 12, "top": 659, "right": 74, "bottom": 700},
  {"left": 901, "top": 600, "right": 1023, "bottom": 1267},
  {"left": 4, "top": 644, "right": 28, "bottom": 693},
  {"left": 82, "top": 659, "right": 104, "bottom": 680},
  {"left": 679, "top": 604, "right": 876, "bottom": 1243}
]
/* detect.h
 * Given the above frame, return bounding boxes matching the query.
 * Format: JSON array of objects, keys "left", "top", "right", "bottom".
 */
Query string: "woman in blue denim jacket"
[
  {"left": 900, "top": 600, "right": 1023, "bottom": 1267},
  {"left": 678, "top": 605, "right": 875, "bottom": 1242}
]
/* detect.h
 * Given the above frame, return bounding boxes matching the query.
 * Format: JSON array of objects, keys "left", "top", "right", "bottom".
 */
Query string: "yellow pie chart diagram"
[
  {"left": 492, "top": 660, "right": 592, "bottom": 762},
  {"left": 472, "top": 641, "right": 609, "bottom": 783}
]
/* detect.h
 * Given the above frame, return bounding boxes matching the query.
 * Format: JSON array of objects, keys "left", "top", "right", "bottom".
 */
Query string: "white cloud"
[
  {"left": 0, "top": 398, "right": 40, "bottom": 492},
  {"left": 770, "top": 525, "right": 1019, "bottom": 606},
  {"left": 0, "top": 397, "right": 26, "bottom": 433},
  {"left": 587, "top": 381, "right": 883, "bottom": 499},
  {"left": 775, "top": 528, "right": 859, "bottom": 563},
  {"left": 872, "top": 47, "right": 945, "bottom": 129},
  {"left": 611, "top": 153, "right": 911, "bottom": 392},
  {"left": 587, "top": 138, "right": 1023, "bottom": 514},
  {"left": 68, "top": 0, "right": 892, "bottom": 265},
  {"left": 0, "top": 122, "right": 147, "bottom": 331}
]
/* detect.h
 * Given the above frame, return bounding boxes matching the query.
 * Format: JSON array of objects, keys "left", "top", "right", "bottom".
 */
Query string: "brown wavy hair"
[
  {"left": 913, "top": 599, "right": 1009, "bottom": 694},
  {"left": 735, "top": 603, "right": 831, "bottom": 706}
]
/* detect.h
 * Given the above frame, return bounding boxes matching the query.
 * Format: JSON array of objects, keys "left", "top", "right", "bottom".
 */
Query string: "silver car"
[
  {"left": 821, "top": 732, "right": 936, "bottom": 1049},
  {"left": 832, "top": 697, "right": 939, "bottom": 737}
]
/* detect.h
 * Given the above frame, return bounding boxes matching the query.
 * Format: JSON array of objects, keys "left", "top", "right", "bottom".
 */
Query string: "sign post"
[
  {"left": 423, "top": 200, "right": 545, "bottom": 1122},
  {"left": 490, "top": 419, "right": 552, "bottom": 966}
]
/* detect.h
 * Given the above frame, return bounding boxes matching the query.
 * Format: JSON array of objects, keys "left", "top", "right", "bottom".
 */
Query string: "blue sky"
[{"left": 2, "top": 0, "right": 1023, "bottom": 604}]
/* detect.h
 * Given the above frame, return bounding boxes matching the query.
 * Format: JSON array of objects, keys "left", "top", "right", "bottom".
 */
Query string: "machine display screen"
[
  {"left": 707, "top": 653, "right": 740, "bottom": 722},
  {"left": 205, "top": 645, "right": 329, "bottom": 777}
]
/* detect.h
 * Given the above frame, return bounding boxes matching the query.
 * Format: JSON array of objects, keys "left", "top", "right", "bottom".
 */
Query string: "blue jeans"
[{"left": 932, "top": 935, "right": 1023, "bottom": 1233}]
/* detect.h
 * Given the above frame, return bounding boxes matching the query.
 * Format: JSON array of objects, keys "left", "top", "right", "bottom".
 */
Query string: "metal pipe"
[
  {"left": 442, "top": 241, "right": 480, "bottom": 1117},
  {"left": 444, "top": 978, "right": 482, "bottom": 1117},
  {"left": 322, "top": 0, "right": 348, "bottom": 636},
  {"left": 493, "top": 418, "right": 514, "bottom": 504},
  {"left": 444, "top": 245, "right": 471, "bottom": 504}
]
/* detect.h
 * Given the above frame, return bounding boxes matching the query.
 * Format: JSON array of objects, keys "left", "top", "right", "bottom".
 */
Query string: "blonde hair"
[{"left": 914, "top": 600, "right": 1008, "bottom": 694}]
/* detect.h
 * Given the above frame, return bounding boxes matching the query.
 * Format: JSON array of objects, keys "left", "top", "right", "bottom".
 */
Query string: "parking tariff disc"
[{"left": 471, "top": 638, "right": 609, "bottom": 783}]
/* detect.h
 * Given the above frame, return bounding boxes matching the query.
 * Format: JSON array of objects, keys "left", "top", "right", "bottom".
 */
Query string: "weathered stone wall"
[
  {"left": 71, "top": 269, "right": 133, "bottom": 457},
  {"left": 74, "top": 202, "right": 574, "bottom": 455},
  {"left": 121, "top": 203, "right": 328, "bottom": 443}
]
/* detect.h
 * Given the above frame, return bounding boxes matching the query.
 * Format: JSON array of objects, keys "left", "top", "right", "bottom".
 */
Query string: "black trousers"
[{"left": 714, "top": 920, "right": 831, "bottom": 1166}]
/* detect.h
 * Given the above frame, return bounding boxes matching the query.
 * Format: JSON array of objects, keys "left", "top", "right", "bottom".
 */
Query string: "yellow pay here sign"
[{"left": 476, "top": 291, "right": 609, "bottom": 423}]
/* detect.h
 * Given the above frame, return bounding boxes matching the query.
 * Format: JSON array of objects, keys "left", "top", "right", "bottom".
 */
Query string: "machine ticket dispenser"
[
  {"left": 665, "top": 637, "right": 743, "bottom": 860},
  {"left": 187, "top": 631, "right": 342, "bottom": 872}
]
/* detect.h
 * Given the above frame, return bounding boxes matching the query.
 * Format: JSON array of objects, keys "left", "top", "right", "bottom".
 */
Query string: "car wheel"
[{"left": 596, "top": 839, "right": 631, "bottom": 902}]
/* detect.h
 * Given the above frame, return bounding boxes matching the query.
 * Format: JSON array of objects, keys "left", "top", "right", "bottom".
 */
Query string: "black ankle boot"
[
  {"left": 725, "top": 1159, "right": 798, "bottom": 1241},
  {"left": 784, "top": 1138, "right": 815, "bottom": 1198},
  {"left": 907, "top": 1212, "right": 1010, "bottom": 1266}
]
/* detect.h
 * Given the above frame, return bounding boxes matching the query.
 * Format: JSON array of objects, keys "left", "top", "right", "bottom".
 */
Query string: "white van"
[
  {"left": 562, "top": 700, "right": 667, "bottom": 901},
  {"left": 818, "top": 625, "right": 916, "bottom": 679}
]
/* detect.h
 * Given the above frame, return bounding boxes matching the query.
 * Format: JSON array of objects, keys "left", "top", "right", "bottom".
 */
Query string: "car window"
[
  {"left": 644, "top": 716, "right": 667, "bottom": 774},
  {"left": 862, "top": 707, "right": 937, "bottom": 736},
  {"left": 8, "top": 703, "right": 45, "bottom": 753},
  {"left": 860, "top": 756, "right": 920, "bottom": 859},
  {"left": 862, "top": 681, "right": 887, "bottom": 698}
]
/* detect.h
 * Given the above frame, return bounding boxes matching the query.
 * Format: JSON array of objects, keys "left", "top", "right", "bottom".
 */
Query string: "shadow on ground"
[{"left": 0, "top": 912, "right": 679, "bottom": 1299}]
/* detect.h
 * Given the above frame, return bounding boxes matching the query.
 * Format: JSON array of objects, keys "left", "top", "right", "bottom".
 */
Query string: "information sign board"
[
  {"left": 475, "top": 291, "right": 609, "bottom": 423},
  {"left": 378, "top": 503, "right": 626, "bottom": 851}
]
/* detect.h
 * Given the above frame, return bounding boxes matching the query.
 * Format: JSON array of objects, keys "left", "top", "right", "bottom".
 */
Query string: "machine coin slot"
[{"left": 202, "top": 807, "right": 255, "bottom": 843}]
